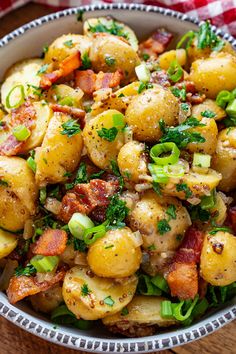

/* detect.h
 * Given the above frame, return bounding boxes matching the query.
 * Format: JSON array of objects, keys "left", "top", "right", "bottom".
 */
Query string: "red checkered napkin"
[{"left": 0, "top": 0, "right": 236, "bottom": 37}]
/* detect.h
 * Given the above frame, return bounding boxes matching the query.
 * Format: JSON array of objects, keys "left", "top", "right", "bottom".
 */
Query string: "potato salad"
[{"left": 0, "top": 15, "right": 236, "bottom": 337}]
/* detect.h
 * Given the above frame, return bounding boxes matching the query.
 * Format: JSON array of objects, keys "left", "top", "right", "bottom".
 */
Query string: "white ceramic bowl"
[{"left": 0, "top": 3, "right": 236, "bottom": 353}]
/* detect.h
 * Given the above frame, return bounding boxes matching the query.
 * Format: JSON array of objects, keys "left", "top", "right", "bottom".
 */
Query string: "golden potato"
[
  {"left": 89, "top": 34, "right": 140, "bottom": 83},
  {"left": 35, "top": 112, "right": 83, "bottom": 187},
  {"left": 83, "top": 17, "right": 138, "bottom": 51},
  {"left": 0, "top": 229, "right": 18, "bottom": 259},
  {"left": 211, "top": 192, "right": 227, "bottom": 225},
  {"left": 129, "top": 190, "right": 191, "bottom": 253},
  {"left": 200, "top": 231, "right": 236, "bottom": 286},
  {"left": 189, "top": 53, "right": 236, "bottom": 98},
  {"left": 191, "top": 99, "right": 226, "bottom": 121},
  {"left": 117, "top": 141, "right": 148, "bottom": 183},
  {"left": 87, "top": 227, "right": 142, "bottom": 278},
  {"left": 159, "top": 49, "right": 187, "bottom": 70},
  {"left": 186, "top": 118, "right": 218, "bottom": 154},
  {"left": 1, "top": 59, "right": 43, "bottom": 111},
  {"left": 0, "top": 156, "right": 38, "bottom": 231},
  {"left": 62, "top": 266, "right": 138, "bottom": 320},
  {"left": 30, "top": 284, "right": 63, "bottom": 314},
  {"left": 44, "top": 34, "right": 92, "bottom": 69},
  {"left": 102, "top": 296, "right": 177, "bottom": 336},
  {"left": 83, "top": 109, "right": 126, "bottom": 170},
  {"left": 212, "top": 128, "right": 236, "bottom": 192},
  {"left": 46, "top": 84, "right": 84, "bottom": 108},
  {"left": 126, "top": 85, "right": 179, "bottom": 142}
]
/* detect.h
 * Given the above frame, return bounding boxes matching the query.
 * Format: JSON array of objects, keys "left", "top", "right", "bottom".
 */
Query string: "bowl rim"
[{"left": 0, "top": 3, "right": 236, "bottom": 353}]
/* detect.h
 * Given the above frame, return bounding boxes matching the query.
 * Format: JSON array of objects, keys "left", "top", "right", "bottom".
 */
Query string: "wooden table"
[{"left": 0, "top": 3, "right": 235, "bottom": 354}]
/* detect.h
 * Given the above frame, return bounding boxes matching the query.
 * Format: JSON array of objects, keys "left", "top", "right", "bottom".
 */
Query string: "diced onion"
[
  {"left": 44, "top": 197, "right": 62, "bottom": 215},
  {"left": 68, "top": 213, "right": 94, "bottom": 240},
  {"left": 135, "top": 63, "right": 150, "bottom": 83},
  {"left": 193, "top": 153, "right": 211, "bottom": 168}
]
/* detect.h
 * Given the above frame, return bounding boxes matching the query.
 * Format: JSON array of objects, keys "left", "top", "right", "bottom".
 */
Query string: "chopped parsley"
[
  {"left": 181, "top": 103, "right": 189, "bottom": 112},
  {"left": 88, "top": 20, "right": 128, "bottom": 40},
  {"left": 63, "top": 171, "right": 73, "bottom": 178},
  {"left": 201, "top": 110, "right": 216, "bottom": 118},
  {"left": 104, "top": 296, "right": 115, "bottom": 306},
  {"left": 153, "top": 181, "right": 162, "bottom": 196},
  {"left": 209, "top": 226, "right": 232, "bottom": 235},
  {"left": 138, "top": 82, "right": 153, "bottom": 94},
  {"left": 81, "top": 52, "right": 92, "bottom": 70},
  {"left": 42, "top": 44, "right": 48, "bottom": 54},
  {"left": 0, "top": 179, "right": 8, "bottom": 187},
  {"left": 157, "top": 219, "right": 171, "bottom": 235},
  {"left": 61, "top": 119, "right": 81, "bottom": 138},
  {"left": 90, "top": 170, "right": 105, "bottom": 179},
  {"left": 106, "top": 194, "right": 129, "bottom": 228},
  {"left": 166, "top": 204, "right": 176, "bottom": 220},
  {"left": 105, "top": 56, "right": 116, "bottom": 66},
  {"left": 97, "top": 127, "right": 118, "bottom": 142},
  {"left": 73, "top": 238, "right": 87, "bottom": 252},
  {"left": 176, "top": 183, "right": 192, "bottom": 198},
  {"left": 171, "top": 86, "right": 186, "bottom": 101},
  {"left": 15, "top": 264, "right": 36, "bottom": 277},
  {"left": 37, "top": 64, "right": 49, "bottom": 75},
  {"left": 104, "top": 244, "right": 114, "bottom": 249},
  {"left": 147, "top": 244, "right": 156, "bottom": 251},
  {"left": 121, "top": 307, "right": 129, "bottom": 316},
  {"left": 110, "top": 160, "right": 120, "bottom": 176},
  {"left": 142, "top": 53, "right": 150, "bottom": 61},
  {"left": 81, "top": 283, "right": 91, "bottom": 296},
  {"left": 27, "top": 84, "right": 43, "bottom": 98},
  {"left": 188, "top": 204, "right": 211, "bottom": 222},
  {"left": 75, "top": 162, "right": 88, "bottom": 183},
  {"left": 63, "top": 40, "right": 73, "bottom": 48},
  {"left": 197, "top": 21, "right": 224, "bottom": 51},
  {"left": 76, "top": 9, "right": 84, "bottom": 22},
  {"left": 159, "top": 117, "right": 206, "bottom": 149}
]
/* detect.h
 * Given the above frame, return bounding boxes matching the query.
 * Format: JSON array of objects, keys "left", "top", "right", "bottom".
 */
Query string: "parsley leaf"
[
  {"left": 121, "top": 307, "right": 129, "bottom": 316},
  {"left": 197, "top": 21, "right": 224, "bottom": 52},
  {"left": 201, "top": 110, "right": 216, "bottom": 118},
  {"left": 106, "top": 194, "right": 129, "bottom": 228},
  {"left": 209, "top": 226, "right": 232, "bottom": 235},
  {"left": 176, "top": 183, "right": 192, "bottom": 198},
  {"left": 142, "top": 53, "right": 150, "bottom": 61},
  {"left": 138, "top": 82, "right": 153, "bottom": 94},
  {"left": 104, "top": 296, "right": 115, "bottom": 306},
  {"left": 166, "top": 204, "right": 176, "bottom": 220},
  {"left": 105, "top": 56, "right": 116, "bottom": 66},
  {"left": 153, "top": 181, "right": 162, "bottom": 196},
  {"left": 15, "top": 264, "right": 36, "bottom": 277},
  {"left": 90, "top": 170, "right": 105, "bottom": 179},
  {"left": 171, "top": 86, "right": 186, "bottom": 101},
  {"left": 81, "top": 52, "right": 92, "bottom": 70},
  {"left": 157, "top": 219, "right": 171, "bottom": 235},
  {"left": 63, "top": 40, "right": 73, "bottom": 48},
  {"left": 73, "top": 238, "right": 87, "bottom": 252},
  {"left": 61, "top": 119, "right": 81, "bottom": 138},
  {"left": 97, "top": 127, "right": 118, "bottom": 142},
  {"left": 37, "top": 64, "right": 49, "bottom": 75},
  {"left": 88, "top": 20, "right": 128, "bottom": 40},
  {"left": 181, "top": 103, "right": 189, "bottom": 112},
  {"left": 76, "top": 9, "right": 84, "bottom": 22},
  {"left": 81, "top": 283, "right": 91, "bottom": 296},
  {"left": 0, "top": 179, "right": 8, "bottom": 187}
]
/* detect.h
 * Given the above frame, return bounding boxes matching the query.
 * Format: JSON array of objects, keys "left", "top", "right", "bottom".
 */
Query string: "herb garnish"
[
  {"left": 105, "top": 56, "right": 116, "bottom": 66},
  {"left": 61, "top": 119, "right": 81, "bottom": 138},
  {"left": 104, "top": 296, "right": 115, "bottom": 306},
  {"left": 176, "top": 183, "right": 192, "bottom": 198},
  {"left": 201, "top": 110, "right": 216, "bottom": 118},
  {"left": 81, "top": 283, "right": 91, "bottom": 296},
  {"left": 63, "top": 40, "right": 74, "bottom": 48},
  {"left": 88, "top": 20, "right": 128, "bottom": 40},
  {"left": 81, "top": 52, "right": 92, "bottom": 70},
  {"left": 106, "top": 194, "right": 129, "bottom": 228},
  {"left": 37, "top": 64, "right": 49, "bottom": 75},
  {"left": 15, "top": 264, "right": 36, "bottom": 277},
  {"left": 166, "top": 204, "right": 177, "bottom": 220},
  {"left": 97, "top": 127, "right": 118, "bottom": 142}
]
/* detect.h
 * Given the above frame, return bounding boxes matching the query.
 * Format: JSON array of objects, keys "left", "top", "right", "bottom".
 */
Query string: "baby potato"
[
  {"left": 62, "top": 266, "right": 138, "bottom": 320},
  {"left": 191, "top": 99, "right": 226, "bottom": 121},
  {"left": 189, "top": 53, "right": 236, "bottom": 98},
  {"left": 83, "top": 109, "right": 126, "bottom": 170},
  {"left": 186, "top": 117, "right": 218, "bottom": 155},
  {"left": 44, "top": 34, "right": 92, "bottom": 69},
  {"left": 200, "top": 231, "right": 236, "bottom": 286},
  {"left": 102, "top": 296, "right": 177, "bottom": 336},
  {"left": 117, "top": 141, "right": 148, "bottom": 183},
  {"left": 30, "top": 284, "right": 63, "bottom": 314},
  {"left": 87, "top": 227, "right": 142, "bottom": 278},
  {"left": 83, "top": 17, "right": 138, "bottom": 51},
  {"left": 1, "top": 58, "right": 43, "bottom": 112},
  {"left": 0, "top": 229, "right": 18, "bottom": 259},
  {"left": 35, "top": 112, "right": 83, "bottom": 187},
  {"left": 0, "top": 156, "right": 38, "bottom": 231},
  {"left": 211, "top": 192, "right": 227, "bottom": 225},
  {"left": 126, "top": 85, "right": 179, "bottom": 142},
  {"left": 212, "top": 128, "right": 236, "bottom": 192},
  {"left": 159, "top": 49, "right": 187, "bottom": 70},
  {"left": 129, "top": 190, "right": 191, "bottom": 253},
  {"left": 47, "top": 84, "right": 83, "bottom": 108},
  {"left": 89, "top": 34, "right": 140, "bottom": 83}
]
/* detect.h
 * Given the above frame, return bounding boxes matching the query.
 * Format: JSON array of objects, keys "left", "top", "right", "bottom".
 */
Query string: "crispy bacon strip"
[
  {"left": 7, "top": 270, "right": 65, "bottom": 304},
  {"left": 174, "top": 81, "right": 206, "bottom": 104},
  {"left": 40, "top": 51, "right": 82, "bottom": 90},
  {"left": 59, "top": 179, "right": 120, "bottom": 223},
  {"left": 75, "top": 69, "right": 123, "bottom": 95},
  {"left": 32, "top": 229, "right": 68, "bottom": 256},
  {"left": 226, "top": 205, "right": 236, "bottom": 233},
  {"left": 0, "top": 101, "right": 36, "bottom": 156},
  {"left": 167, "top": 226, "right": 204, "bottom": 300},
  {"left": 139, "top": 28, "right": 173, "bottom": 58},
  {"left": 50, "top": 104, "right": 86, "bottom": 128}
]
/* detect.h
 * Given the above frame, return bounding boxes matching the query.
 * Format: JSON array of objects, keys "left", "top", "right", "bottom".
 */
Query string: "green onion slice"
[
  {"left": 138, "top": 275, "right": 162, "bottom": 296},
  {"left": 148, "top": 164, "right": 169, "bottom": 184},
  {"left": 216, "top": 90, "right": 234, "bottom": 109},
  {"left": 226, "top": 98, "right": 236, "bottom": 119},
  {"left": 176, "top": 31, "right": 196, "bottom": 50},
  {"left": 151, "top": 275, "right": 169, "bottom": 293},
  {"left": 6, "top": 84, "right": 25, "bottom": 109},
  {"left": 200, "top": 189, "right": 216, "bottom": 210},
  {"left": 167, "top": 60, "right": 183, "bottom": 83},
  {"left": 172, "top": 295, "right": 199, "bottom": 321},
  {"left": 30, "top": 255, "right": 59, "bottom": 273},
  {"left": 39, "top": 187, "right": 47, "bottom": 204},
  {"left": 193, "top": 153, "right": 211, "bottom": 168},
  {"left": 12, "top": 125, "right": 31, "bottom": 141},
  {"left": 83, "top": 224, "right": 106, "bottom": 245},
  {"left": 58, "top": 96, "right": 74, "bottom": 106},
  {"left": 163, "top": 163, "right": 185, "bottom": 178},
  {"left": 27, "top": 156, "right": 36, "bottom": 173},
  {"left": 161, "top": 300, "right": 173, "bottom": 318},
  {"left": 150, "top": 142, "right": 180, "bottom": 166},
  {"left": 68, "top": 213, "right": 94, "bottom": 240},
  {"left": 112, "top": 113, "right": 125, "bottom": 129},
  {"left": 135, "top": 63, "right": 150, "bottom": 83}
]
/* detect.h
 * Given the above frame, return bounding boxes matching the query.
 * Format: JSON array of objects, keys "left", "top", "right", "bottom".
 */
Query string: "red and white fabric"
[{"left": 0, "top": 0, "right": 236, "bottom": 37}]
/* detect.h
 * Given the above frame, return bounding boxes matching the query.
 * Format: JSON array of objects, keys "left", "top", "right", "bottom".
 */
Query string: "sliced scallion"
[
  {"left": 58, "top": 96, "right": 74, "bottom": 106},
  {"left": 151, "top": 275, "right": 169, "bottom": 293},
  {"left": 163, "top": 163, "right": 185, "bottom": 178},
  {"left": 6, "top": 84, "right": 25, "bottom": 109},
  {"left": 39, "top": 187, "right": 47, "bottom": 204},
  {"left": 148, "top": 164, "right": 169, "bottom": 184},
  {"left": 12, "top": 125, "right": 31, "bottom": 141},
  {"left": 226, "top": 99, "right": 236, "bottom": 119},
  {"left": 112, "top": 113, "right": 125, "bottom": 129},
  {"left": 150, "top": 142, "right": 180, "bottom": 166},
  {"left": 167, "top": 60, "right": 183, "bottom": 83},
  {"left": 172, "top": 295, "right": 199, "bottom": 321},
  {"left": 135, "top": 63, "right": 150, "bottom": 83},
  {"left": 83, "top": 224, "right": 106, "bottom": 245},
  {"left": 68, "top": 213, "right": 94, "bottom": 240},
  {"left": 161, "top": 300, "right": 173, "bottom": 318},
  {"left": 27, "top": 156, "right": 36, "bottom": 173},
  {"left": 216, "top": 90, "right": 234, "bottom": 109},
  {"left": 30, "top": 255, "right": 59, "bottom": 273}
]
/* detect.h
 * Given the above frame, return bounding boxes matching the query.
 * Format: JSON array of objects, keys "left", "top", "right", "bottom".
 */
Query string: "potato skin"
[
  {"left": 30, "top": 284, "right": 63, "bottom": 314},
  {"left": 0, "top": 229, "right": 18, "bottom": 259},
  {"left": 0, "top": 156, "right": 38, "bottom": 231},
  {"left": 191, "top": 99, "right": 226, "bottom": 121},
  {"left": 35, "top": 112, "right": 83, "bottom": 187},
  {"left": 129, "top": 190, "right": 191, "bottom": 253},
  {"left": 189, "top": 53, "right": 236, "bottom": 98},
  {"left": 89, "top": 34, "right": 140, "bottom": 83},
  {"left": 200, "top": 231, "right": 236, "bottom": 286},
  {"left": 212, "top": 128, "right": 236, "bottom": 192},
  {"left": 83, "top": 109, "right": 126, "bottom": 170},
  {"left": 126, "top": 86, "right": 179, "bottom": 142},
  {"left": 62, "top": 266, "right": 138, "bottom": 320},
  {"left": 159, "top": 49, "right": 186, "bottom": 70},
  {"left": 87, "top": 227, "right": 142, "bottom": 278},
  {"left": 44, "top": 34, "right": 92, "bottom": 69},
  {"left": 117, "top": 141, "right": 147, "bottom": 183}
]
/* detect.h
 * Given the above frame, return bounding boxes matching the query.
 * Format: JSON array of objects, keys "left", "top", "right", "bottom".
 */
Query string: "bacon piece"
[
  {"left": 32, "top": 229, "right": 68, "bottom": 256},
  {"left": 40, "top": 51, "right": 82, "bottom": 90},
  {"left": 139, "top": 28, "right": 173, "bottom": 58},
  {"left": 7, "top": 270, "right": 65, "bottom": 304},
  {"left": 50, "top": 104, "right": 86, "bottom": 128},
  {"left": 167, "top": 226, "right": 204, "bottom": 300},
  {"left": 59, "top": 179, "right": 120, "bottom": 223},
  {"left": 174, "top": 81, "right": 206, "bottom": 105},
  {"left": 75, "top": 69, "right": 123, "bottom": 95},
  {"left": 150, "top": 70, "right": 170, "bottom": 87},
  {"left": 226, "top": 205, "right": 236, "bottom": 233}
]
